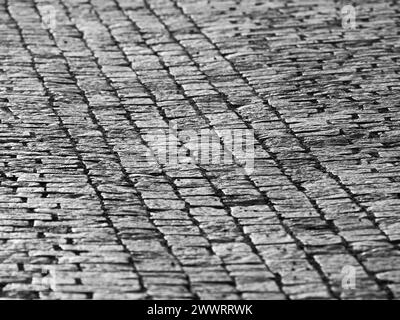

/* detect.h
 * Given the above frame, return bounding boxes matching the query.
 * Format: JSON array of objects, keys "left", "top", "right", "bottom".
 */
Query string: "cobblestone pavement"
[{"left": 0, "top": 0, "right": 400, "bottom": 300}]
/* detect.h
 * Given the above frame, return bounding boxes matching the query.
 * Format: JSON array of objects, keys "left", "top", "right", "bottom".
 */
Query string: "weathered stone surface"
[{"left": 0, "top": 0, "right": 399, "bottom": 300}]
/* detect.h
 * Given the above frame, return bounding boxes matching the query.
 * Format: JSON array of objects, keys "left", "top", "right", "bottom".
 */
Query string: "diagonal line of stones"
[
  {"left": 130, "top": 0, "right": 395, "bottom": 297},
  {"left": 88, "top": 0, "right": 337, "bottom": 298},
  {"left": 32, "top": 0, "right": 247, "bottom": 299}
]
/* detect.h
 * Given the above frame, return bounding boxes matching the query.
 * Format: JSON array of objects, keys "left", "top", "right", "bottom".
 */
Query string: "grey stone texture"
[{"left": 0, "top": 0, "right": 400, "bottom": 299}]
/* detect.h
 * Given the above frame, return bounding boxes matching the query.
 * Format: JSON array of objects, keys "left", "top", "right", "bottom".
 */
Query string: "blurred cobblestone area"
[{"left": 0, "top": 0, "right": 400, "bottom": 299}]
